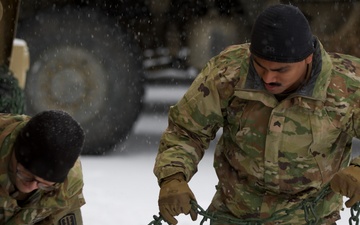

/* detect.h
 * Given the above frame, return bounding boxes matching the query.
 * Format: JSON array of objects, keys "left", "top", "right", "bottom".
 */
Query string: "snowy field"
[{"left": 80, "top": 85, "right": 357, "bottom": 225}]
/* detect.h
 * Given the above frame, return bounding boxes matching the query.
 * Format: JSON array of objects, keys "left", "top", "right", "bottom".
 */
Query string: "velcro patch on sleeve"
[{"left": 59, "top": 213, "right": 77, "bottom": 225}]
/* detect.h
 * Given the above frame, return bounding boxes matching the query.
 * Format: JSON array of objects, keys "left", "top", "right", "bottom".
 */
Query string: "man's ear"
[{"left": 305, "top": 53, "right": 313, "bottom": 64}]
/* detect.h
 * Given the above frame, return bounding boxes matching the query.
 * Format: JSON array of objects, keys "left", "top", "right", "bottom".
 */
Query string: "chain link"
[
  {"left": 148, "top": 214, "right": 165, "bottom": 225},
  {"left": 350, "top": 202, "right": 360, "bottom": 225}
]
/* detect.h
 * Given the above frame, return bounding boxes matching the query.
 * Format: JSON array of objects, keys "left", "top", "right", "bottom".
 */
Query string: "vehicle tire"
[{"left": 17, "top": 6, "right": 144, "bottom": 155}]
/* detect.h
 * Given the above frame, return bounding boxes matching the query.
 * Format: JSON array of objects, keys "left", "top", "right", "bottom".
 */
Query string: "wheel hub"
[{"left": 27, "top": 46, "right": 107, "bottom": 123}]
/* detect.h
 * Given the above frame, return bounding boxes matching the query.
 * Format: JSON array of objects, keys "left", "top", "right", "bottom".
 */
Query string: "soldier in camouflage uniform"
[
  {"left": 0, "top": 110, "right": 85, "bottom": 224},
  {"left": 154, "top": 4, "right": 360, "bottom": 225}
]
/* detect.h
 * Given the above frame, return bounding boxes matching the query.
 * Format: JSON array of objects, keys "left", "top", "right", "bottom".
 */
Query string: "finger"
[
  {"left": 190, "top": 209, "right": 198, "bottom": 221},
  {"left": 345, "top": 199, "right": 355, "bottom": 208},
  {"left": 345, "top": 197, "right": 359, "bottom": 208},
  {"left": 173, "top": 206, "right": 182, "bottom": 215},
  {"left": 181, "top": 202, "right": 192, "bottom": 214},
  {"left": 160, "top": 207, "right": 178, "bottom": 225},
  {"left": 160, "top": 204, "right": 177, "bottom": 217},
  {"left": 190, "top": 193, "right": 197, "bottom": 203}
]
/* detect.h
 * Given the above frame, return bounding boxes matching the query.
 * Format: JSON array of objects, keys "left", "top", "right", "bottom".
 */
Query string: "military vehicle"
[
  {"left": 0, "top": 0, "right": 28, "bottom": 115},
  {"left": 14, "top": 0, "right": 360, "bottom": 154}
]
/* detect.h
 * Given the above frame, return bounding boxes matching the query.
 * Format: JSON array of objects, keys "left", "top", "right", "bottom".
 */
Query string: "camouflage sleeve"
[
  {"left": 34, "top": 193, "right": 85, "bottom": 225},
  {"left": 342, "top": 55, "right": 360, "bottom": 166},
  {"left": 0, "top": 187, "right": 15, "bottom": 224},
  {"left": 351, "top": 97, "right": 360, "bottom": 167},
  {"left": 37, "top": 159, "right": 86, "bottom": 225},
  {"left": 153, "top": 45, "right": 246, "bottom": 183},
  {"left": 350, "top": 88, "right": 360, "bottom": 166},
  {"left": 56, "top": 209, "right": 83, "bottom": 225},
  {"left": 1, "top": 189, "right": 85, "bottom": 225},
  {"left": 154, "top": 58, "right": 222, "bottom": 183}
]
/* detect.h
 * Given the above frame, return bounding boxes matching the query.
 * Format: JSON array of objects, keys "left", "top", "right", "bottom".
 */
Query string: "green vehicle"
[{"left": 10, "top": 0, "right": 360, "bottom": 155}]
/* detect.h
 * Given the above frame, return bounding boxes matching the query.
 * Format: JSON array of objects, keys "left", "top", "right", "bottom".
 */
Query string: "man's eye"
[{"left": 278, "top": 69, "right": 288, "bottom": 73}]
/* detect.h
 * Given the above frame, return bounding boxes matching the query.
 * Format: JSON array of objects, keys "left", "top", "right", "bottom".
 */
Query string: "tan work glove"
[
  {"left": 330, "top": 165, "right": 360, "bottom": 207},
  {"left": 158, "top": 173, "right": 198, "bottom": 225}
]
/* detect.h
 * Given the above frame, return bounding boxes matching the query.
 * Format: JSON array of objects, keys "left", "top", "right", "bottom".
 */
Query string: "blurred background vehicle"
[
  {"left": 0, "top": 0, "right": 27, "bottom": 115},
  {"left": 11, "top": 0, "right": 360, "bottom": 154}
]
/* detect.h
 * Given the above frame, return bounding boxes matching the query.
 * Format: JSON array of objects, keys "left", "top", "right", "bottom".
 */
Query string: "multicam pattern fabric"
[
  {"left": 0, "top": 114, "right": 85, "bottom": 225},
  {"left": 154, "top": 39, "right": 360, "bottom": 224}
]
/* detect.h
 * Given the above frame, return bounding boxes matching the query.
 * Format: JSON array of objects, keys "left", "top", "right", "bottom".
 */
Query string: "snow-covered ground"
[
  {"left": 80, "top": 146, "right": 218, "bottom": 225},
  {"left": 80, "top": 85, "right": 356, "bottom": 225}
]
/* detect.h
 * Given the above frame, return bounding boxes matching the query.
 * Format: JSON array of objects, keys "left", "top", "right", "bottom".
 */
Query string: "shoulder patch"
[{"left": 59, "top": 213, "right": 76, "bottom": 225}]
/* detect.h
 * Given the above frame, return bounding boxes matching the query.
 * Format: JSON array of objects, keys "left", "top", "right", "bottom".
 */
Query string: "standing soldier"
[
  {"left": 0, "top": 110, "right": 86, "bottom": 224},
  {"left": 154, "top": 4, "right": 360, "bottom": 224}
]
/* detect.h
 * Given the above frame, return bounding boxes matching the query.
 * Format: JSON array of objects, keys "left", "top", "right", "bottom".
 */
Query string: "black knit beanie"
[
  {"left": 250, "top": 4, "right": 315, "bottom": 63},
  {"left": 15, "top": 110, "right": 85, "bottom": 183}
]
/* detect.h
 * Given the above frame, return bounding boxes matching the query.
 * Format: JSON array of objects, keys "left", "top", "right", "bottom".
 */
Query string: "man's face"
[
  {"left": 15, "top": 163, "right": 57, "bottom": 193},
  {"left": 252, "top": 54, "right": 313, "bottom": 95}
]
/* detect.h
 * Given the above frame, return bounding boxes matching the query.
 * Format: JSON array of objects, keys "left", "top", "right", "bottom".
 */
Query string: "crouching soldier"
[{"left": 0, "top": 110, "right": 85, "bottom": 224}]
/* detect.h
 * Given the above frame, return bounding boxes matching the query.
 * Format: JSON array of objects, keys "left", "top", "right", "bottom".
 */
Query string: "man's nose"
[
  {"left": 27, "top": 180, "right": 40, "bottom": 190},
  {"left": 261, "top": 71, "right": 277, "bottom": 83}
]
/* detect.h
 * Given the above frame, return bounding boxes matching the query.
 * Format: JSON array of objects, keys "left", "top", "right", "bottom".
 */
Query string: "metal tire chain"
[{"left": 148, "top": 187, "right": 360, "bottom": 225}]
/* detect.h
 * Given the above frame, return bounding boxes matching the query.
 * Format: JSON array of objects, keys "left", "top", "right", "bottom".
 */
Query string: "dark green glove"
[
  {"left": 158, "top": 173, "right": 198, "bottom": 225},
  {"left": 330, "top": 165, "right": 360, "bottom": 207}
]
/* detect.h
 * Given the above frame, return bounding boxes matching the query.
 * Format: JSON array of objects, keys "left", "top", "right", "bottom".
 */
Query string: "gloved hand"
[
  {"left": 330, "top": 165, "right": 360, "bottom": 207},
  {"left": 158, "top": 173, "right": 197, "bottom": 225}
]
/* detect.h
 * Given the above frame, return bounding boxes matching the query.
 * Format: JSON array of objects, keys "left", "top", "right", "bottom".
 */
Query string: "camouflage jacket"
[
  {"left": 0, "top": 114, "right": 85, "bottom": 225},
  {"left": 154, "top": 40, "right": 360, "bottom": 224}
]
